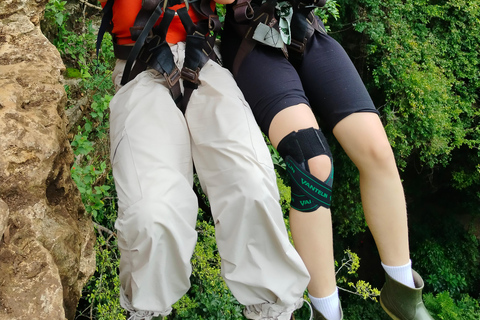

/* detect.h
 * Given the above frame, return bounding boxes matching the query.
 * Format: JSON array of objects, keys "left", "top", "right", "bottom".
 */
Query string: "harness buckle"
[
  {"left": 165, "top": 67, "right": 181, "bottom": 87},
  {"left": 288, "top": 38, "right": 307, "bottom": 53},
  {"left": 181, "top": 67, "right": 201, "bottom": 84},
  {"left": 233, "top": 0, "right": 254, "bottom": 21}
]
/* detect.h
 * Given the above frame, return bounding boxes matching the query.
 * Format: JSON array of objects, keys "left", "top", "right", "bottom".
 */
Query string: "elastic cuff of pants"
[
  {"left": 120, "top": 287, "right": 172, "bottom": 320},
  {"left": 244, "top": 297, "right": 305, "bottom": 319}
]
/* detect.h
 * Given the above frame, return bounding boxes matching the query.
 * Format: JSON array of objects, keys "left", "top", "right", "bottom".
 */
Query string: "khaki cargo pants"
[{"left": 109, "top": 42, "right": 310, "bottom": 319}]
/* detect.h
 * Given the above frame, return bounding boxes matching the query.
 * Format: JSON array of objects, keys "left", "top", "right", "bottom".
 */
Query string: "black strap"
[
  {"left": 113, "top": 42, "right": 132, "bottom": 60},
  {"left": 121, "top": 2, "right": 165, "bottom": 85},
  {"left": 130, "top": 0, "right": 162, "bottom": 41},
  {"left": 287, "top": 8, "right": 318, "bottom": 66},
  {"left": 181, "top": 32, "right": 208, "bottom": 112},
  {"left": 137, "top": 8, "right": 183, "bottom": 105},
  {"left": 231, "top": 0, "right": 284, "bottom": 77},
  {"left": 101, "top": 0, "right": 220, "bottom": 112},
  {"left": 232, "top": 0, "right": 254, "bottom": 23},
  {"left": 177, "top": 4, "right": 221, "bottom": 111},
  {"left": 96, "top": 0, "right": 114, "bottom": 57},
  {"left": 229, "top": 0, "right": 327, "bottom": 73}
]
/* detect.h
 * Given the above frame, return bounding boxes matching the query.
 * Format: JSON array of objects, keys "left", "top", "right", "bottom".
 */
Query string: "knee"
[
  {"left": 357, "top": 138, "right": 397, "bottom": 173},
  {"left": 116, "top": 198, "right": 197, "bottom": 248},
  {"left": 308, "top": 154, "right": 333, "bottom": 182},
  {"left": 277, "top": 127, "right": 334, "bottom": 183},
  {"left": 277, "top": 127, "right": 334, "bottom": 211}
]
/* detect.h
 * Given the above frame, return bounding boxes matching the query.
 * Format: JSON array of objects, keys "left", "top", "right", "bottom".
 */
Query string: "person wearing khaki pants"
[{"left": 109, "top": 42, "right": 310, "bottom": 320}]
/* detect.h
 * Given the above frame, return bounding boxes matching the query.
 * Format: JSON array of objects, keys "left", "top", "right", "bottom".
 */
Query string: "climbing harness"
[
  {"left": 229, "top": 0, "right": 327, "bottom": 75},
  {"left": 97, "top": 0, "right": 221, "bottom": 112}
]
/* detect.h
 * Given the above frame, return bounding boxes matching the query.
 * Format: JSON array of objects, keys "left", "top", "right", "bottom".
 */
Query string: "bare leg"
[
  {"left": 332, "top": 112, "right": 410, "bottom": 266},
  {"left": 269, "top": 104, "right": 337, "bottom": 298}
]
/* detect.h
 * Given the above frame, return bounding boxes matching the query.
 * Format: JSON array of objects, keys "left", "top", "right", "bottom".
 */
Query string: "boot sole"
[{"left": 380, "top": 297, "right": 401, "bottom": 320}]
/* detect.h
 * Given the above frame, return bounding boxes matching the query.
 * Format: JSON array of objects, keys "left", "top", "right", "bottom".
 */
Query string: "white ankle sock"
[
  {"left": 381, "top": 259, "right": 415, "bottom": 288},
  {"left": 309, "top": 288, "right": 341, "bottom": 320}
]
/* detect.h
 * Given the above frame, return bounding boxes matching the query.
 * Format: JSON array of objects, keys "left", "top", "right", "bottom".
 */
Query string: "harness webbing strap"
[
  {"left": 121, "top": 2, "right": 165, "bottom": 85},
  {"left": 96, "top": 0, "right": 114, "bottom": 57},
  {"left": 181, "top": 32, "right": 208, "bottom": 112},
  {"left": 233, "top": 0, "right": 254, "bottom": 23},
  {"left": 98, "top": 0, "right": 221, "bottom": 111},
  {"left": 120, "top": 3, "right": 184, "bottom": 106},
  {"left": 231, "top": 0, "right": 285, "bottom": 77},
  {"left": 229, "top": 0, "right": 326, "bottom": 72},
  {"left": 130, "top": 0, "right": 164, "bottom": 41},
  {"left": 113, "top": 42, "right": 133, "bottom": 60},
  {"left": 287, "top": 9, "right": 323, "bottom": 66},
  {"left": 177, "top": 5, "right": 220, "bottom": 111}
]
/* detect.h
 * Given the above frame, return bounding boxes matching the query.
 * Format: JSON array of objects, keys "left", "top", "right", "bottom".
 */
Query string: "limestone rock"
[{"left": 0, "top": 1, "right": 96, "bottom": 319}]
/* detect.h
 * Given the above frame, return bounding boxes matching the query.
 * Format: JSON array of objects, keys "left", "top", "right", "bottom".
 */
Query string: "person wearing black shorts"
[{"left": 221, "top": 2, "right": 434, "bottom": 319}]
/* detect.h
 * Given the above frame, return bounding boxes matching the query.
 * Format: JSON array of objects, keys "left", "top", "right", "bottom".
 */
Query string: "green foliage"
[
  {"left": 315, "top": 0, "right": 341, "bottom": 30},
  {"left": 343, "top": 299, "right": 390, "bottom": 320},
  {"left": 44, "top": 0, "right": 68, "bottom": 27},
  {"left": 171, "top": 217, "right": 244, "bottom": 319},
  {"left": 336, "top": 0, "right": 480, "bottom": 170},
  {"left": 410, "top": 221, "right": 480, "bottom": 297},
  {"left": 80, "top": 216, "right": 126, "bottom": 320},
  {"left": 322, "top": 3, "right": 480, "bottom": 307},
  {"left": 216, "top": 3, "right": 226, "bottom": 25},
  {"left": 72, "top": 162, "right": 111, "bottom": 221},
  {"left": 424, "top": 291, "right": 480, "bottom": 320},
  {"left": 70, "top": 91, "right": 113, "bottom": 222}
]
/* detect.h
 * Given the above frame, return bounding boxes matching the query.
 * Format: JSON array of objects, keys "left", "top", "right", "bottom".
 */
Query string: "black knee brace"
[{"left": 277, "top": 127, "right": 333, "bottom": 212}]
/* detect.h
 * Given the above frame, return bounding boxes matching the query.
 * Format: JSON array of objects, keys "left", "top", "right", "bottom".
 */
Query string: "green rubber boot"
[{"left": 380, "top": 270, "right": 434, "bottom": 320}]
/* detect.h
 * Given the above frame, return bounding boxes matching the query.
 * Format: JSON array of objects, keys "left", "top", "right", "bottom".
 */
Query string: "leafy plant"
[
  {"left": 316, "top": 0, "right": 341, "bottom": 30},
  {"left": 424, "top": 291, "right": 480, "bottom": 320}
]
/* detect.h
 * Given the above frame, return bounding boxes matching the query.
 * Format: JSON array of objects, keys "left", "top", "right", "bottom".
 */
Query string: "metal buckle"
[
  {"left": 181, "top": 67, "right": 200, "bottom": 83},
  {"left": 233, "top": 1, "right": 254, "bottom": 19},
  {"left": 165, "top": 67, "right": 181, "bottom": 87},
  {"left": 288, "top": 38, "right": 306, "bottom": 53}
]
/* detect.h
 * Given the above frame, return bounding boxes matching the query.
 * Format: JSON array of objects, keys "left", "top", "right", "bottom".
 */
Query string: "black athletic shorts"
[{"left": 220, "top": 16, "right": 379, "bottom": 134}]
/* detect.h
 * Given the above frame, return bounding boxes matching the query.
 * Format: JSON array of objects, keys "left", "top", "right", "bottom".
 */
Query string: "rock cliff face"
[{"left": 0, "top": 1, "right": 96, "bottom": 319}]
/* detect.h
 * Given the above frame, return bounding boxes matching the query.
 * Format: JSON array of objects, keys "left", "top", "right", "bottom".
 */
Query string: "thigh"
[
  {"left": 110, "top": 70, "right": 195, "bottom": 210},
  {"left": 235, "top": 45, "right": 309, "bottom": 134},
  {"left": 297, "top": 27, "right": 378, "bottom": 131},
  {"left": 187, "top": 59, "right": 277, "bottom": 195}
]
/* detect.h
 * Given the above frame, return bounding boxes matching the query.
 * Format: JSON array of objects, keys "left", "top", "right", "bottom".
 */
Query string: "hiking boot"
[{"left": 380, "top": 270, "right": 434, "bottom": 320}]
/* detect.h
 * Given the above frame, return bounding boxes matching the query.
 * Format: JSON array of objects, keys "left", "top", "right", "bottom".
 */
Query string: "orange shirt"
[{"left": 104, "top": 0, "right": 213, "bottom": 45}]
